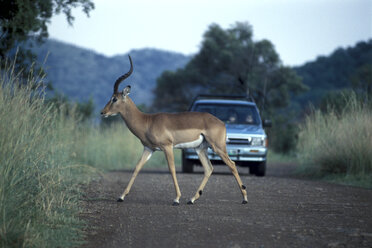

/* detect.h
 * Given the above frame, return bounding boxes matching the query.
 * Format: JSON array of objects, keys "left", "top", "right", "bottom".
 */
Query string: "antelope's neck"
[{"left": 119, "top": 97, "right": 148, "bottom": 139}]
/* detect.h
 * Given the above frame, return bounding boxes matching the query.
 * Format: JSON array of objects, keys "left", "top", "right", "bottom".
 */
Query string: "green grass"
[
  {"left": 296, "top": 93, "right": 372, "bottom": 188},
  {"left": 0, "top": 61, "right": 96, "bottom": 247}
]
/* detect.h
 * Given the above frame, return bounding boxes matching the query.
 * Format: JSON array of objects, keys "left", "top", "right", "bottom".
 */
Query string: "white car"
[{"left": 182, "top": 95, "right": 271, "bottom": 176}]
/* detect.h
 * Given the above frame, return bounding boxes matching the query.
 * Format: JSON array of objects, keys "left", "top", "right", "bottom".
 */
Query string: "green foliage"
[
  {"left": 46, "top": 92, "right": 95, "bottom": 121},
  {"left": 294, "top": 40, "right": 372, "bottom": 107},
  {"left": 76, "top": 97, "right": 94, "bottom": 121},
  {"left": 0, "top": 0, "right": 94, "bottom": 67},
  {"left": 153, "top": 22, "right": 307, "bottom": 113},
  {"left": 0, "top": 60, "right": 94, "bottom": 247},
  {"left": 351, "top": 63, "right": 372, "bottom": 96},
  {"left": 319, "top": 89, "right": 356, "bottom": 115},
  {"left": 319, "top": 88, "right": 372, "bottom": 116},
  {"left": 153, "top": 69, "right": 198, "bottom": 111},
  {"left": 268, "top": 114, "right": 299, "bottom": 154},
  {"left": 297, "top": 92, "right": 372, "bottom": 188}
]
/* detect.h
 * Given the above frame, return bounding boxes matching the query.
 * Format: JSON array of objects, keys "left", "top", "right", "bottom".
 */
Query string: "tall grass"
[
  {"left": 0, "top": 61, "right": 94, "bottom": 247},
  {"left": 297, "top": 93, "right": 372, "bottom": 187},
  {"left": 75, "top": 122, "right": 181, "bottom": 171}
]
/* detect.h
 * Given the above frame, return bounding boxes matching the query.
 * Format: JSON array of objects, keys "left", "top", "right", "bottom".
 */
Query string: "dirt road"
[{"left": 81, "top": 163, "right": 372, "bottom": 248}]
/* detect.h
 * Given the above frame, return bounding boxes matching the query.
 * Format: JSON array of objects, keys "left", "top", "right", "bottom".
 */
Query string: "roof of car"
[{"left": 193, "top": 99, "right": 257, "bottom": 106}]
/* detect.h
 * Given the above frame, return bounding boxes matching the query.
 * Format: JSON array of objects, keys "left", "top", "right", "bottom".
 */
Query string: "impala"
[{"left": 101, "top": 55, "right": 248, "bottom": 205}]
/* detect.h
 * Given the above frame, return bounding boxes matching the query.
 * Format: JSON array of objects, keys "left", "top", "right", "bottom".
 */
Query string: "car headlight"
[{"left": 251, "top": 137, "right": 264, "bottom": 146}]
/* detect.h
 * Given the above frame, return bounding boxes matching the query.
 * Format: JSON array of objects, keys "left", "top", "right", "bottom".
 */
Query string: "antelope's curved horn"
[{"left": 114, "top": 55, "right": 133, "bottom": 93}]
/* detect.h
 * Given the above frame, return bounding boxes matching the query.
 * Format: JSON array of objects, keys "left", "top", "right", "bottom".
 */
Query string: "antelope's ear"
[{"left": 122, "top": 85, "right": 131, "bottom": 96}]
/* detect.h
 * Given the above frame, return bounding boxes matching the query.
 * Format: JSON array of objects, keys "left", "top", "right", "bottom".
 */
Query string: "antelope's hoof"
[
  {"left": 172, "top": 202, "right": 180, "bottom": 206},
  {"left": 187, "top": 200, "right": 194, "bottom": 205},
  {"left": 117, "top": 198, "right": 124, "bottom": 202},
  {"left": 242, "top": 200, "right": 248, "bottom": 204}
]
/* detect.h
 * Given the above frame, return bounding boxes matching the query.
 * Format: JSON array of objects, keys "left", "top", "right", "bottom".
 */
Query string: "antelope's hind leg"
[
  {"left": 214, "top": 147, "right": 248, "bottom": 204},
  {"left": 188, "top": 147, "right": 213, "bottom": 204},
  {"left": 118, "top": 147, "right": 153, "bottom": 202}
]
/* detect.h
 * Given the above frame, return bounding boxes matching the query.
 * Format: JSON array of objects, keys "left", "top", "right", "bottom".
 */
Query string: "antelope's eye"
[{"left": 112, "top": 97, "right": 117, "bottom": 103}]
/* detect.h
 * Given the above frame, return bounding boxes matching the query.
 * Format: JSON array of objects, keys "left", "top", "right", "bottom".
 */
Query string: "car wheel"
[
  {"left": 182, "top": 153, "right": 194, "bottom": 173},
  {"left": 255, "top": 161, "right": 266, "bottom": 177}
]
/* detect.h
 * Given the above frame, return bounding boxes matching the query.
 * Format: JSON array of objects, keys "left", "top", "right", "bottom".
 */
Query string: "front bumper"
[{"left": 183, "top": 144, "right": 267, "bottom": 162}]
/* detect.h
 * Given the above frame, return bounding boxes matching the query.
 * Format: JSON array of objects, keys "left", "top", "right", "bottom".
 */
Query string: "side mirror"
[{"left": 263, "top": 119, "right": 272, "bottom": 128}]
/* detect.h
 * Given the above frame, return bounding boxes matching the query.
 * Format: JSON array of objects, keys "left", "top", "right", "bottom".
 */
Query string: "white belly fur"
[{"left": 174, "top": 135, "right": 203, "bottom": 149}]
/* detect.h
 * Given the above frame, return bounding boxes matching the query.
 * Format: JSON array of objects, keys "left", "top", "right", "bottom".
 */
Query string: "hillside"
[
  {"left": 294, "top": 40, "right": 372, "bottom": 106},
  {"left": 31, "top": 39, "right": 371, "bottom": 115},
  {"left": 32, "top": 39, "right": 190, "bottom": 114}
]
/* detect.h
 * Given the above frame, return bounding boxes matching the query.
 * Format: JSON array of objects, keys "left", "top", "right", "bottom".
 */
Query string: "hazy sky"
[{"left": 48, "top": 0, "right": 371, "bottom": 66}]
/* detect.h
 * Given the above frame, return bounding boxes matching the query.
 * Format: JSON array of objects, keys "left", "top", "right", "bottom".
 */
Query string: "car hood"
[{"left": 225, "top": 124, "right": 265, "bottom": 135}]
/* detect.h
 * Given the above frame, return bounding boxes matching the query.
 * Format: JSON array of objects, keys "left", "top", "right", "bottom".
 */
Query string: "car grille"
[{"left": 227, "top": 138, "right": 251, "bottom": 145}]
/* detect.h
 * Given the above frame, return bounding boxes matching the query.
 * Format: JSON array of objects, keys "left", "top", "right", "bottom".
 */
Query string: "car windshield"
[{"left": 194, "top": 103, "right": 261, "bottom": 125}]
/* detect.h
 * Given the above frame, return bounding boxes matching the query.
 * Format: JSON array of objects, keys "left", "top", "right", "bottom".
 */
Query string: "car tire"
[
  {"left": 182, "top": 153, "right": 194, "bottom": 173},
  {"left": 255, "top": 161, "right": 266, "bottom": 177}
]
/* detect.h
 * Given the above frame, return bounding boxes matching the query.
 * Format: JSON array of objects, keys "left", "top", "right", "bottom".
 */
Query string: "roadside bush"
[
  {"left": 319, "top": 89, "right": 371, "bottom": 115},
  {"left": 268, "top": 115, "right": 299, "bottom": 154},
  {"left": 297, "top": 92, "right": 372, "bottom": 187}
]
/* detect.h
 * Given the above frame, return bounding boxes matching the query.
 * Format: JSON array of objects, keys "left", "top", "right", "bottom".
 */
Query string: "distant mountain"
[
  {"left": 31, "top": 39, "right": 371, "bottom": 116},
  {"left": 32, "top": 39, "right": 190, "bottom": 114}
]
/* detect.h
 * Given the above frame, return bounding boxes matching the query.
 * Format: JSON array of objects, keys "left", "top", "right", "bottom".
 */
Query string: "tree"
[
  {"left": 0, "top": 0, "right": 94, "bottom": 66},
  {"left": 351, "top": 64, "right": 372, "bottom": 97},
  {"left": 153, "top": 22, "right": 308, "bottom": 153},
  {"left": 153, "top": 22, "right": 307, "bottom": 116},
  {"left": 294, "top": 40, "right": 372, "bottom": 107}
]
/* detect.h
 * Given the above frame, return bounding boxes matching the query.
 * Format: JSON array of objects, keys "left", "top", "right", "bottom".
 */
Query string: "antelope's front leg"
[
  {"left": 163, "top": 146, "right": 182, "bottom": 206},
  {"left": 118, "top": 147, "right": 153, "bottom": 202}
]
